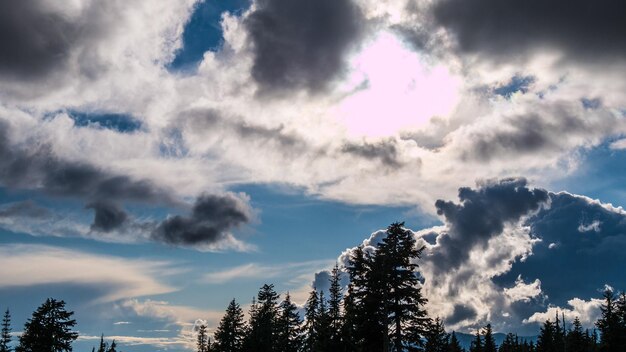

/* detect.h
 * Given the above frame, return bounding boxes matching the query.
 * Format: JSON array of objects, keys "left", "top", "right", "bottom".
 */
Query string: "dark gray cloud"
[
  {"left": 495, "top": 191, "right": 626, "bottom": 306},
  {"left": 459, "top": 103, "right": 618, "bottom": 162},
  {"left": 0, "top": 0, "right": 81, "bottom": 80},
  {"left": 86, "top": 201, "right": 128, "bottom": 232},
  {"left": 0, "top": 201, "right": 51, "bottom": 219},
  {"left": 447, "top": 304, "right": 478, "bottom": 325},
  {"left": 432, "top": 0, "right": 626, "bottom": 62},
  {"left": 341, "top": 140, "right": 406, "bottom": 168},
  {"left": 0, "top": 122, "right": 174, "bottom": 205},
  {"left": 431, "top": 178, "right": 548, "bottom": 273},
  {"left": 245, "top": 0, "right": 364, "bottom": 93},
  {"left": 151, "top": 193, "right": 252, "bottom": 246}
]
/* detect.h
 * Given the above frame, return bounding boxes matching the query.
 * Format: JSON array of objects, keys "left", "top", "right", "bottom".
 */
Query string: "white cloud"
[
  {"left": 0, "top": 244, "right": 178, "bottom": 302},
  {"left": 504, "top": 276, "right": 543, "bottom": 303},
  {"left": 524, "top": 297, "right": 603, "bottom": 328}
]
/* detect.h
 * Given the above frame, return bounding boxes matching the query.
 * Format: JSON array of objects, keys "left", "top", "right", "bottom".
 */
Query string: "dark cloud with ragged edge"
[
  {"left": 458, "top": 102, "right": 619, "bottom": 162},
  {"left": 245, "top": 0, "right": 364, "bottom": 93},
  {"left": 496, "top": 191, "right": 626, "bottom": 305},
  {"left": 0, "top": 121, "right": 253, "bottom": 248},
  {"left": 152, "top": 193, "right": 252, "bottom": 246},
  {"left": 86, "top": 201, "right": 129, "bottom": 232},
  {"left": 341, "top": 140, "right": 406, "bottom": 168},
  {"left": 431, "top": 178, "right": 549, "bottom": 274},
  {"left": 432, "top": 0, "right": 626, "bottom": 61}
]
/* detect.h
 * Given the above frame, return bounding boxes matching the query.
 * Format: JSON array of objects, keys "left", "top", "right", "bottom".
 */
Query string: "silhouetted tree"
[
  {"left": 537, "top": 320, "right": 557, "bottom": 352},
  {"left": 483, "top": 324, "right": 497, "bottom": 352},
  {"left": 303, "top": 288, "right": 320, "bottom": 352},
  {"left": 197, "top": 324, "right": 209, "bottom": 352},
  {"left": 470, "top": 330, "right": 483, "bottom": 352},
  {"left": 498, "top": 333, "right": 518, "bottom": 352},
  {"left": 96, "top": 335, "right": 107, "bottom": 352},
  {"left": 424, "top": 318, "right": 449, "bottom": 352},
  {"left": 328, "top": 265, "right": 344, "bottom": 350},
  {"left": 376, "top": 222, "right": 429, "bottom": 352},
  {"left": 246, "top": 284, "right": 280, "bottom": 352},
  {"left": 596, "top": 288, "right": 620, "bottom": 352},
  {"left": 107, "top": 340, "right": 117, "bottom": 352},
  {"left": 16, "top": 298, "right": 78, "bottom": 352},
  {"left": 275, "top": 293, "right": 303, "bottom": 352},
  {"left": 0, "top": 309, "right": 11, "bottom": 352},
  {"left": 448, "top": 332, "right": 464, "bottom": 352},
  {"left": 214, "top": 299, "right": 246, "bottom": 352},
  {"left": 565, "top": 317, "right": 587, "bottom": 352}
]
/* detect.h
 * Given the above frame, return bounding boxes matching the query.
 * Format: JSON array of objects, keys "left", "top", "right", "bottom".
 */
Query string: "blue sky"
[{"left": 0, "top": 0, "right": 625, "bottom": 350}]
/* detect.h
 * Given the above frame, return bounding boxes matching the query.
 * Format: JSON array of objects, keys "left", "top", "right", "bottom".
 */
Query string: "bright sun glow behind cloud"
[{"left": 334, "top": 32, "right": 461, "bottom": 138}]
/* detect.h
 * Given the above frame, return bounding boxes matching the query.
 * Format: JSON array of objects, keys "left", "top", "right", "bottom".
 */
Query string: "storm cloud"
[
  {"left": 433, "top": 0, "right": 626, "bottom": 61},
  {"left": 86, "top": 201, "right": 129, "bottom": 232},
  {"left": 245, "top": 0, "right": 364, "bottom": 93},
  {"left": 431, "top": 178, "right": 548, "bottom": 273},
  {"left": 151, "top": 193, "right": 253, "bottom": 246}
]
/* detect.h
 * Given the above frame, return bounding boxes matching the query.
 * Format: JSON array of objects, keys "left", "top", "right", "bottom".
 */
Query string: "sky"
[{"left": 0, "top": 0, "right": 625, "bottom": 350}]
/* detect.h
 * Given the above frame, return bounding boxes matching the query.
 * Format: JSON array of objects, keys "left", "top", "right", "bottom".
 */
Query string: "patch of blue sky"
[
  {"left": 168, "top": 0, "right": 252, "bottom": 72},
  {"left": 68, "top": 111, "right": 143, "bottom": 133},
  {"left": 493, "top": 75, "right": 535, "bottom": 98}
]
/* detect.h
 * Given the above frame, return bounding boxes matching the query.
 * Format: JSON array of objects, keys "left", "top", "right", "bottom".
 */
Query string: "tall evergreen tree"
[
  {"left": 214, "top": 299, "right": 246, "bottom": 352},
  {"left": 424, "top": 318, "right": 449, "bottom": 352},
  {"left": 448, "top": 332, "right": 464, "bottom": 352},
  {"left": 596, "top": 288, "right": 620, "bottom": 352},
  {"left": 246, "top": 284, "right": 280, "bottom": 352},
  {"left": 328, "top": 265, "right": 344, "bottom": 350},
  {"left": 0, "top": 309, "right": 11, "bottom": 352},
  {"left": 197, "top": 324, "right": 209, "bottom": 352},
  {"left": 498, "top": 333, "right": 518, "bottom": 352},
  {"left": 566, "top": 317, "right": 587, "bottom": 352},
  {"left": 470, "top": 330, "right": 483, "bottom": 352},
  {"left": 537, "top": 320, "right": 556, "bottom": 352},
  {"left": 376, "top": 222, "right": 429, "bottom": 352},
  {"left": 16, "top": 298, "right": 78, "bottom": 352},
  {"left": 96, "top": 335, "right": 107, "bottom": 352},
  {"left": 275, "top": 293, "right": 303, "bottom": 352},
  {"left": 314, "top": 291, "right": 331, "bottom": 352},
  {"left": 303, "top": 288, "right": 320, "bottom": 352},
  {"left": 107, "top": 340, "right": 117, "bottom": 352},
  {"left": 483, "top": 324, "right": 497, "bottom": 352}
]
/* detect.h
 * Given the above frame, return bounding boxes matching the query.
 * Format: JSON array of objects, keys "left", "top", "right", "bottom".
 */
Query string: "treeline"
[
  {"left": 2, "top": 223, "right": 626, "bottom": 352},
  {"left": 204, "top": 222, "right": 626, "bottom": 352}
]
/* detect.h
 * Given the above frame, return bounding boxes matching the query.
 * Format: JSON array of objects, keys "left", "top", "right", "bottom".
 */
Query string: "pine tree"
[
  {"left": 424, "top": 318, "right": 449, "bottom": 352},
  {"left": 303, "top": 288, "right": 319, "bottom": 352},
  {"left": 0, "top": 309, "right": 11, "bottom": 352},
  {"left": 537, "top": 320, "right": 556, "bottom": 352},
  {"left": 448, "top": 332, "right": 464, "bottom": 352},
  {"left": 483, "top": 324, "right": 497, "bottom": 352},
  {"left": 275, "top": 293, "right": 303, "bottom": 352},
  {"left": 214, "top": 299, "right": 246, "bottom": 352},
  {"left": 314, "top": 291, "right": 331, "bottom": 352},
  {"left": 107, "top": 340, "right": 117, "bottom": 352},
  {"left": 565, "top": 317, "right": 586, "bottom": 352},
  {"left": 96, "top": 335, "right": 107, "bottom": 352},
  {"left": 197, "top": 324, "right": 209, "bottom": 352},
  {"left": 246, "top": 284, "right": 280, "bottom": 352},
  {"left": 470, "top": 330, "right": 483, "bottom": 352},
  {"left": 499, "top": 333, "right": 518, "bottom": 352},
  {"left": 328, "top": 265, "right": 344, "bottom": 350},
  {"left": 16, "top": 298, "right": 78, "bottom": 352},
  {"left": 596, "top": 288, "right": 620, "bottom": 352},
  {"left": 376, "top": 222, "right": 429, "bottom": 352}
]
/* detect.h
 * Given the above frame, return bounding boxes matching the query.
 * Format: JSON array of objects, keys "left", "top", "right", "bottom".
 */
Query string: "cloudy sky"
[{"left": 0, "top": 0, "right": 625, "bottom": 350}]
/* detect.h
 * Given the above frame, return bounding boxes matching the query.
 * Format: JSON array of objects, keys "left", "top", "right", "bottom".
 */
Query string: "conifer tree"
[
  {"left": 596, "top": 288, "right": 620, "bottom": 352},
  {"left": 498, "top": 333, "right": 518, "bottom": 352},
  {"left": 246, "top": 284, "right": 280, "bottom": 352},
  {"left": 470, "top": 330, "right": 483, "bottom": 352},
  {"left": 328, "top": 265, "right": 344, "bottom": 350},
  {"left": 0, "top": 309, "right": 11, "bottom": 352},
  {"left": 197, "top": 324, "right": 209, "bottom": 352},
  {"left": 275, "top": 293, "right": 303, "bottom": 352},
  {"left": 537, "top": 320, "right": 556, "bottom": 352},
  {"left": 565, "top": 317, "right": 586, "bottom": 352},
  {"left": 483, "top": 324, "right": 497, "bottom": 352},
  {"left": 303, "top": 288, "right": 320, "bottom": 352},
  {"left": 16, "top": 298, "right": 78, "bottom": 352},
  {"left": 424, "top": 318, "right": 449, "bottom": 352},
  {"left": 376, "top": 222, "right": 429, "bottom": 352},
  {"left": 314, "top": 291, "right": 331, "bottom": 352},
  {"left": 107, "top": 340, "right": 117, "bottom": 352},
  {"left": 96, "top": 335, "right": 107, "bottom": 352},
  {"left": 448, "top": 332, "right": 464, "bottom": 352},
  {"left": 214, "top": 299, "right": 246, "bottom": 352}
]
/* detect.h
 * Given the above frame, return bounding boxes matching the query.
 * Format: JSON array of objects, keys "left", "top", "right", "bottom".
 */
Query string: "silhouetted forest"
[{"left": 2, "top": 223, "right": 626, "bottom": 352}]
